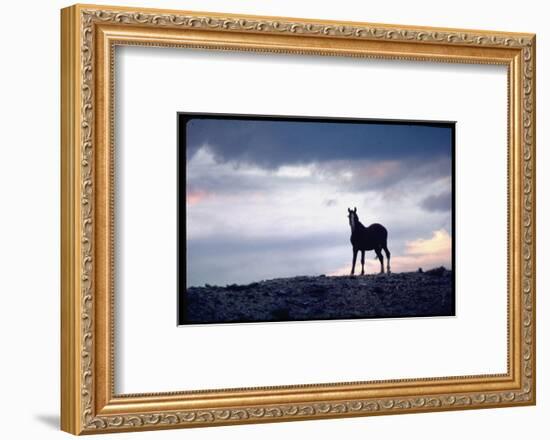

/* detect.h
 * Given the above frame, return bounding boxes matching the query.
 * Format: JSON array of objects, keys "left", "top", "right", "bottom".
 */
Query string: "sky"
[{"left": 183, "top": 116, "right": 453, "bottom": 287}]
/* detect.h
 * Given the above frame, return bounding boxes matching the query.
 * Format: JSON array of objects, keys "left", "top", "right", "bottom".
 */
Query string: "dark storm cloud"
[
  {"left": 421, "top": 190, "right": 452, "bottom": 212},
  {"left": 184, "top": 117, "right": 453, "bottom": 169}
]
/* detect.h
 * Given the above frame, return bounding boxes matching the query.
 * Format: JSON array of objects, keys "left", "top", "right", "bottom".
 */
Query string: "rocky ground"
[{"left": 180, "top": 267, "right": 454, "bottom": 324}]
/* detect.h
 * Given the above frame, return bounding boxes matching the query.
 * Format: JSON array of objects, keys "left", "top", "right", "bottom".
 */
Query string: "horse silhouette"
[{"left": 347, "top": 207, "right": 391, "bottom": 275}]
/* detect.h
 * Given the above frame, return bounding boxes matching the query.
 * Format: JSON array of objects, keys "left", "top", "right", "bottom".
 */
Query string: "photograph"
[
  {"left": 178, "top": 114, "right": 455, "bottom": 325},
  {"left": 57, "top": 3, "right": 537, "bottom": 434}
]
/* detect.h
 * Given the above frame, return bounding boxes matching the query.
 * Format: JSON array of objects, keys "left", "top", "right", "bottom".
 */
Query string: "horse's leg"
[
  {"left": 360, "top": 250, "right": 365, "bottom": 275},
  {"left": 383, "top": 245, "right": 391, "bottom": 274},
  {"left": 350, "top": 248, "right": 358, "bottom": 275},
  {"left": 375, "top": 248, "right": 384, "bottom": 274}
]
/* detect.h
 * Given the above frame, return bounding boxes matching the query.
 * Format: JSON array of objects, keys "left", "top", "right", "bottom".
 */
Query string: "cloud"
[
  {"left": 316, "top": 156, "right": 451, "bottom": 198},
  {"left": 396, "top": 229, "right": 452, "bottom": 272},
  {"left": 328, "top": 229, "right": 452, "bottom": 276},
  {"left": 184, "top": 117, "right": 453, "bottom": 169},
  {"left": 406, "top": 229, "right": 451, "bottom": 255},
  {"left": 183, "top": 117, "right": 454, "bottom": 286},
  {"left": 185, "top": 147, "right": 453, "bottom": 282},
  {"left": 187, "top": 146, "right": 451, "bottom": 208},
  {"left": 421, "top": 190, "right": 452, "bottom": 212},
  {"left": 186, "top": 233, "right": 347, "bottom": 286},
  {"left": 186, "top": 190, "right": 210, "bottom": 206}
]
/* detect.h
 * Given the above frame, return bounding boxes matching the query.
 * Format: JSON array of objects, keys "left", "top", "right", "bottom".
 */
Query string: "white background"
[
  {"left": 0, "top": 0, "right": 547, "bottom": 439},
  {"left": 116, "top": 48, "right": 507, "bottom": 393}
]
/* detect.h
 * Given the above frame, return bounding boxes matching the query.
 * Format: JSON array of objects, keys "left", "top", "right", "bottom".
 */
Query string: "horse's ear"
[
  {"left": 348, "top": 208, "right": 351, "bottom": 213},
  {"left": 353, "top": 207, "right": 357, "bottom": 213}
]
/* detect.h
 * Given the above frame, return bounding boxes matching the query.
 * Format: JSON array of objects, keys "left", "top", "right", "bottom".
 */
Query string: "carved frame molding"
[{"left": 61, "top": 4, "right": 535, "bottom": 435}]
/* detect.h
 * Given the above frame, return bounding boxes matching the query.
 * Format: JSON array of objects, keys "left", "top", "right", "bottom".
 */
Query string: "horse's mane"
[{"left": 354, "top": 218, "right": 366, "bottom": 230}]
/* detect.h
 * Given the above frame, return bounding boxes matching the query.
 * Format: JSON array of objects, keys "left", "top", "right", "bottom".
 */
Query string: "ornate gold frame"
[{"left": 61, "top": 3, "right": 536, "bottom": 435}]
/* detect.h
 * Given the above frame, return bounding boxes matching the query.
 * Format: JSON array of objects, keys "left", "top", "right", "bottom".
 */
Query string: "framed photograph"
[
  {"left": 179, "top": 113, "right": 456, "bottom": 325},
  {"left": 61, "top": 4, "right": 536, "bottom": 435}
]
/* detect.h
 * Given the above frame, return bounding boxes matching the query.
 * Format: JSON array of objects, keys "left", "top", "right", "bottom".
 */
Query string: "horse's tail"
[{"left": 382, "top": 226, "right": 388, "bottom": 244}]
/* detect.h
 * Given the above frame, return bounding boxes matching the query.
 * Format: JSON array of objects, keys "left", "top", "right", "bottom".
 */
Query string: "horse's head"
[{"left": 347, "top": 207, "right": 358, "bottom": 230}]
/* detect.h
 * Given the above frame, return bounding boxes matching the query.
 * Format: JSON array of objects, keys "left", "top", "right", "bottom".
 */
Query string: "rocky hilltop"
[{"left": 181, "top": 267, "right": 454, "bottom": 325}]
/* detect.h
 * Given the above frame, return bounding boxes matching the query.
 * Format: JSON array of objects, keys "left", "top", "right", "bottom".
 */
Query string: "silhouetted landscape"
[
  {"left": 181, "top": 114, "right": 455, "bottom": 325},
  {"left": 180, "top": 267, "right": 454, "bottom": 324}
]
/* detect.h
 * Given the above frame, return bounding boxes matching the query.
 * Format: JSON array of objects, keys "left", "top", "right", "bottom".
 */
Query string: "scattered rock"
[
  {"left": 182, "top": 269, "right": 454, "bottom": 324},
  {"left": 425, "top": 266, "right": 447, "bottom": 277},
  {"left": 272, "top": 307, "right": 290, "bottom": 321}
]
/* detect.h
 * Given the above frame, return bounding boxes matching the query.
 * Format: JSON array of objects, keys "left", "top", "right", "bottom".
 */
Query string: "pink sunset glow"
[
  {"left": 328, "top": 229, "right": 452, "bottom": 276},
  {"left": 186, "top": 190, "right": 209, "bottom": 206}
]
